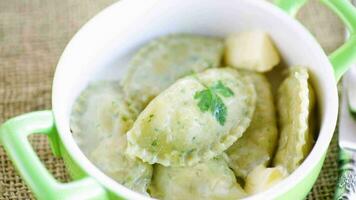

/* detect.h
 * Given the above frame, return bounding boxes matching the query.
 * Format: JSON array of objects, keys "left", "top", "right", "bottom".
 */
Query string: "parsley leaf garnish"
[
  {"left": 194, "top": 81, "right": 234, "bottom": 125},
  {"left": 211, "top": 81, "right": 234, "bottom": 97}
]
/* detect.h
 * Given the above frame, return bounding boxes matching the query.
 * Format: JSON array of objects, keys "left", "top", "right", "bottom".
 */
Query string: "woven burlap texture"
[{"left": 0, "top": 0, "right": 346, "bottom": 199}]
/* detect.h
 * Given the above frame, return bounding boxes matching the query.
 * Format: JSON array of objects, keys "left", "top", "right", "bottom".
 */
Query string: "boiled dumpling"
[
  {"left": 70, "top": 81, "right": 135, "bottom": 154},
  {"left": 149, "top": 154, "right": 247, "bottom": 200},
  {"left": 90, "top": 133, "right": 153, "bottom": 195},
  {"left": 226, "top": 72, "right": 278, "bottom": 178},
  {"left": 70, "top": 81, "right": 152, "bottom": 194},
  {"left": 244, "top": 165, "right": 288, "bottom": 195},
  {"left": 273, "top": 67, "right": 316, "bottom": 173},
  {"left": 127, "top": 68, "right": 256, "bottom": 166},
  {"left": 122, "top": 34, "right": 224, "bottom": 112}
]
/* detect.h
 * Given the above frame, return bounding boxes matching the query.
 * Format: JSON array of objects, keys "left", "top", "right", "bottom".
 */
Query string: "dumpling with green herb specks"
[
  {"left": 149, "top": 154, "right": 247, "bottom": 200},
  {"left": 70, "top": 81, "right": 136, "bottom": 154},
  {"left": 90, "top": 132, "right": 153, "bottom": 195},
  {"left": 126, "top": 68, "right": 256, "bottom": 167},
  {"left": 70, "top": 81, "right": 153, "bottom": 194},
  {"left": 226, "top": 72, "right": 278, "bottom": 178},
  {"left": 273, "top": 67, "right": 316, "bottom": 173},
  {"left": 122, "top": 34, "right": 224, "bottom": 112}
]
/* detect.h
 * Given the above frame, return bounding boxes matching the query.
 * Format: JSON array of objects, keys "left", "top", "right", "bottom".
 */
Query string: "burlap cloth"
[{"left": 0, "top": 0, "right": 347, "bottom": 199}]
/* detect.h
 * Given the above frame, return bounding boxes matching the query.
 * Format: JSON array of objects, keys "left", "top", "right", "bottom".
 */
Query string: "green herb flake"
[
  {"left": 210, "top": 81, "right": 234, "bottom": 97},
  {"left": 148, "top": 114, "right": 154, "bottom": 122},
  {"left": 151, "top": 140, "right": 158, "bottom": 147},
  {"left": 121, "top": 116, "right": 128, "bottom": 122},
  {"left": 194, "top": 81, "right": 234, "bottom": 125},
  {"left": 186, "top": 148, "right": 196, "bottom": 155}
]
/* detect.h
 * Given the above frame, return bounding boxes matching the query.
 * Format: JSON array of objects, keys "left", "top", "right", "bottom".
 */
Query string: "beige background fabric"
[{"left": 0, "top": 0, "right": 345, "bottom": 199}]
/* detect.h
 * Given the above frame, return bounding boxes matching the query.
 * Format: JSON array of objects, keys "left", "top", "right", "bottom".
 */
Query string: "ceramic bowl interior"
[{"left": 52, "top": 0, "right": 338, "bottom": 199}]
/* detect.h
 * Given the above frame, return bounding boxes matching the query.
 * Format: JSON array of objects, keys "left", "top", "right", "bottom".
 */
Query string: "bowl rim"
[{"left": 52, "top": 0, "right": 338, "bottom": 199}]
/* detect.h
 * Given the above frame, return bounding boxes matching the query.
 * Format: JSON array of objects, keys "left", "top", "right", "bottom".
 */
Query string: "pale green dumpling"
[
  {"left": 273, "top": 67, "right": 316, "bottom": 173},
  {"left": 70, "top": 81, "right": 135, "bottom": 154},
  {"left": 70, "top": 81, "right": 152, "bottom": 194},
  {"left": 122, "top": 34, "right": 224, "bottom": 111},
  {"left": 127, "top": 68, "right": 256, "bottom": 167},
  {"left": 149, "top": 154, "right": 247, "bottom": 200},
  {"left": 90, "top": 133, "right": 153, "bottom": 195},
  {"left": 227, "top": 72, "right": 278, "bottom": 178}
]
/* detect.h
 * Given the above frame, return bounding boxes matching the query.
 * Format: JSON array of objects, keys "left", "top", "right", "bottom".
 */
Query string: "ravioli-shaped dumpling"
[
  {"left": 273, "top": 67, "right": 316, "bottom": 173},
  {"left": 127, "top": 68, "right": 256, "bottom": 166},
  {"left": 149, "top": 155, "right": 247, "bottom": 200},
  {"left": 226, "top": 72, "right": 278, "bottom": 178},
  {"left": 90, "top": 133, "right": 153, "bottom": 195},
  {"left": 70, "top": 81, "right": 153, "bottom": 194},
  {"left": 70, "top": 81, "right": 135, "bottom": 153},
  {"left": 245, "top": 165, "right": 288, "bottom": 195},
  {"left": 122, "top": 34, "right": 224, "bottom": 111}
]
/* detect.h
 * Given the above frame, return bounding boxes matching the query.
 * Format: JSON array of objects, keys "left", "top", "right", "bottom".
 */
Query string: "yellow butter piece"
[
  {"left": 224, "top": 31, "right": 280, "bottom": 72},
  {"left": 245, "top": 165, "right": 288, "bottom": 195}
]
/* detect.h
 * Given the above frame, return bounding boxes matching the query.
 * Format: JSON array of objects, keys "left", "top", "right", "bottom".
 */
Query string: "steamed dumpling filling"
[{"left": 70, "top": 33, "right": 317, "bottom": 199}]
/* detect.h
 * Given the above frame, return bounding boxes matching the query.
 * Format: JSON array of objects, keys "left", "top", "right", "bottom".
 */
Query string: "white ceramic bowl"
[
  {"left": 54, "top": 0, "right": 338, "bottom": 199},
  {"left": 2, "top": 0, "right": 356, "bottom": 199}
]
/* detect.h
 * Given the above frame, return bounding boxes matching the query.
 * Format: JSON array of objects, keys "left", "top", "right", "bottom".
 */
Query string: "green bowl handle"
[
  {"left": 274, "top": 0, "right": 356, "bottom": 82},
  {"left": 274, "top": 0, "right": 307, "bottom": 16},
  {"left": 0, "top": 111, "right": 108, "bottom": 200}
]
